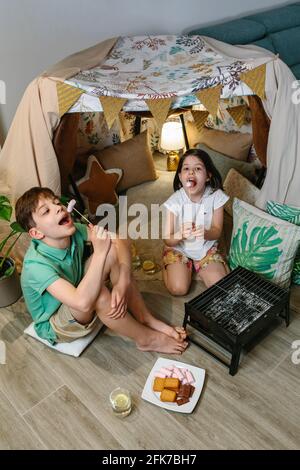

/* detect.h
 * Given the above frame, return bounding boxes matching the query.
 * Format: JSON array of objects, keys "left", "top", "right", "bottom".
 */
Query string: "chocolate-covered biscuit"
[
  {"left": 176, "top": 397, "right": 190, "bottom": 406},
  {"left": 178, "top": 384, "right": 192, "bottom": 398}
]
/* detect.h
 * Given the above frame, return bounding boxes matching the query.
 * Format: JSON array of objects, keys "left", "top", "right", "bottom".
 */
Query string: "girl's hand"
[
  {"left": 192, "top": 225, "right": 205, "bottom": 240},
  {"left": 181, "top": 222, "right": 194, "bottom": 240}
]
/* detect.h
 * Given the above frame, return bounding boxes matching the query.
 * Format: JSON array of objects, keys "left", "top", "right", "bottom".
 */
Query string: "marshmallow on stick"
[
  {"left": 186, "top": 181, "right": 194, "bottom": 236},
  {"left": 67, "top": 199, "right": 91, "bottom": 224}
]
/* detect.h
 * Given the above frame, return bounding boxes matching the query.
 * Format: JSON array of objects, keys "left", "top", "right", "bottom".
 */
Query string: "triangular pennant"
[
  {"left": 99, "top": 96, "right": 127, "bottom": 129},
  {"left": 191, "top": 110, "right": 209, "bottom": 132},
  {"left": 227, "top": 105, "right": 247, "bottom": 128},
  {"left": 240, "top": 64, "right": 266, "bottom": 100},
  {"left": 196, "top": 85, "right": 222, "bottom": 118},
  {"left": 145, "top": 98, "right": 172, "bottom": 130},
  {"left": 56, "top": 82, "right": 84, "bottom": 117}
]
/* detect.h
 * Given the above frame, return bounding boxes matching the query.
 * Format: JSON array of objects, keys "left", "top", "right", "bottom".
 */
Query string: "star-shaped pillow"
[{"left": 76, "top": 155, "right": 123, "bottom": 216}]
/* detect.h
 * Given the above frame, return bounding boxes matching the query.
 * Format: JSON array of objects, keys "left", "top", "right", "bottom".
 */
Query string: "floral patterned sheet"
[{"left": 66, "top": 35, "right": 256, "bottom": 113}]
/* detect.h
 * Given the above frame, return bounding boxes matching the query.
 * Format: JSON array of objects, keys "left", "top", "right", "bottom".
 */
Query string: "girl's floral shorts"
[{"left": 162, "top": 243, "right": 226, "bottom": 273}]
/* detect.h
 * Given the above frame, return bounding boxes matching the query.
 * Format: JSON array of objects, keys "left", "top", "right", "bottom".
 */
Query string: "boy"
[{"left": 16, "top": 187, "right": 187, "bottom": 354}]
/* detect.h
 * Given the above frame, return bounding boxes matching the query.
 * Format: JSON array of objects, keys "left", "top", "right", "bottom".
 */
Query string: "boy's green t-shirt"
[{"left": 21, "top": 223, "right": 88, "bottom": 344}]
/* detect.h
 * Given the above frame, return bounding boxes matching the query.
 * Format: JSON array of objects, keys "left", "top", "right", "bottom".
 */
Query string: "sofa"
[{"left": 188, "top": 2, "right": 300, "bottom": 79}]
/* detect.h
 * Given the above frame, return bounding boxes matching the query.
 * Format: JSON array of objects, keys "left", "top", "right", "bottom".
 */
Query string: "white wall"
[{"left": 0, "top": 0, "right": 292, "bottom": 141}]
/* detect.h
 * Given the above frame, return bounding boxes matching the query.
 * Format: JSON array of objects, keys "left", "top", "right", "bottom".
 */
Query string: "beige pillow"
[
  {"left": 223, "top": 168, "right": 260, "bottom": 216},
  {"left": 197, "top": 127, "right": 252, "bottom": 161},
  {"left": 94, "top": 131, "right": 157, "bottom": 192}
]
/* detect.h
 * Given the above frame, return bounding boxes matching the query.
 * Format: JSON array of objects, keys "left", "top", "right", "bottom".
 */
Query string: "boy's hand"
[
  {"left": 109, "top": 280, "right": 128, "bottom": 319},
  {"left": 88, "top": 224, "right": 111, "bottom": 256}
]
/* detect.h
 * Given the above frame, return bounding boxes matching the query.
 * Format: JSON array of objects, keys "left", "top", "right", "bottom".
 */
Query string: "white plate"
[{"left": 141, "top": 357, "right": 205, "bottom": 413}]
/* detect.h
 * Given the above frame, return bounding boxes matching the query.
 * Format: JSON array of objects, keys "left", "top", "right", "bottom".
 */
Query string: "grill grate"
[{"left": 184, "top": 267, "right": 290, "bottom": 375}]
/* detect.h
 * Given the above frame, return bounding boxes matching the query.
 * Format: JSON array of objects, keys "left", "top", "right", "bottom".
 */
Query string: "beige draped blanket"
[{"left": 0, "top": 35, "right": 298, "bottom": 266}]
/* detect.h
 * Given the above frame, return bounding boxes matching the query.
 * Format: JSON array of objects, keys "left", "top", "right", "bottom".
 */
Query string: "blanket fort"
[{"left": 0, "top": 35, "right": 299, "bottom": 213}]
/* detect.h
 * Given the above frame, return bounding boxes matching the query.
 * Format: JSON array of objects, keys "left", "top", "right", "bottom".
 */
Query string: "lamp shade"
[{"left": 160, "top": 121, "right": 185, "bottom": 151}]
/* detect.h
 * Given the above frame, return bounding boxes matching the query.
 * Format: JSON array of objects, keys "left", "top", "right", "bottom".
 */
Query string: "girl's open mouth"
[{"left": 186, "top": 179, "right": 196, "bottom": 188}]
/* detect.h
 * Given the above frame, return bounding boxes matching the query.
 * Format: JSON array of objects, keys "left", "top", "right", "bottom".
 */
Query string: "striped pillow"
[{"left": 266, "top": 201, "right": 300, "bottom": 285}]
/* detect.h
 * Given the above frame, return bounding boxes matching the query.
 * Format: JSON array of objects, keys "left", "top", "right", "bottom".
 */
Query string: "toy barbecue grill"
[{"left": 184, "top": 267, "right": 290, "bottom": 375}]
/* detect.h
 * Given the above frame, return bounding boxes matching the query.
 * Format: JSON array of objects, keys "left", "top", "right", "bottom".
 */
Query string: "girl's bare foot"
[{"left": 137, "top": 329, "right": 188, "bottom": 354}]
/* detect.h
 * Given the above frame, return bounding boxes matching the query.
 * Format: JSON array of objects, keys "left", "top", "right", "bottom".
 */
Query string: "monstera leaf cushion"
[
  {"left": 266, "top": 201, "right": 300, "bottom": 285},
  {"left": 229, "top": 198, "right": 300, "bottom": 288}
]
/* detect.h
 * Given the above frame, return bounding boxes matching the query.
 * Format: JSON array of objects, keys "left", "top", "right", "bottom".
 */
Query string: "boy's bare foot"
[
  {"left": 137, "top": 329, "right": 188, "bottom": 354},
  {"left": 143, "top": 313, "right": 187, "bottom": 342}
]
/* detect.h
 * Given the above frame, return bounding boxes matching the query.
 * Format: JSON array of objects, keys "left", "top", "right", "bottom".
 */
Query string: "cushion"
[
  {"left": 76, "top": 155, "right": 123, "bottom": 217},
  {"left": 188, "top": 19, "right": 266, "bottom": 44},
  {"left": 266, "top": 201, "right": 300, "bottom": 285},
  {"left": 24, "top": 321, "right": 103, "bottom": 357},
  {"left": 196, "top": 144, "right": 257, "bottom": 183},
  {"left": 95, "top": 131, "right": 158, "bottom": 192},
  {"left": 271, "top": 27, "right": 300, "bottom": 67},
  {"left": 223, "top": 169, "right": 260, "bottom": 217},
  {"left": 119, "top": 113, "right": 161, "bottom": 153},
  {"left": 246, "top": 5, "right": 300, "bottom": 34},
  {"left": 229, "top": 198, "right": 300, "bottom": 288},
  {"left": 197, "top": 127, "right": 252, "bottom": 162},
  {"left": 252, "top": 37, "right": 275, "bottom": 53},
  {"left": 77, "top": 112, "right": 121, "bottom": 156},
  {"left": 291, "top": 63, "right": 300, "bottom": 79}
]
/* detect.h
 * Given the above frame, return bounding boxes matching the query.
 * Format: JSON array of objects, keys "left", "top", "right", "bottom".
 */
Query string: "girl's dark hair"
[{"left": 173, "top": 148, "right": 223, "bottom": 192}]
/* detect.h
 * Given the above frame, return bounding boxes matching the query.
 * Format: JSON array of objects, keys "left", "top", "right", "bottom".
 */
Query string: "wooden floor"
[{"left": 0, "top": 279, "right": 300, "bottom": 450}]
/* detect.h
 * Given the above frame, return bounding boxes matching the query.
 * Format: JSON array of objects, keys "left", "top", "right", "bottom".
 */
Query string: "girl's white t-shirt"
[{"left": 163, "top": 186, "right": 229, "bottom": 261}]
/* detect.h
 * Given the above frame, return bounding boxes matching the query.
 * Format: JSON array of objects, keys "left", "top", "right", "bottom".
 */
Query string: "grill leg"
[
  {"left": 183, "top": 312, "right": 188, "bottom": 329},
  {"left": 285, "top": 303, "right": 290, "bottom": 327},
  {"left": 229, "top": 345, "right": 242, "bottom": 376}
]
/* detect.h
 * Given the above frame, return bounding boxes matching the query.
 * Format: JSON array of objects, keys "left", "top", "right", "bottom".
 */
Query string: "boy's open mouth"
[{"left": 58, "top": 214, "right": 71, "bottom": 226}]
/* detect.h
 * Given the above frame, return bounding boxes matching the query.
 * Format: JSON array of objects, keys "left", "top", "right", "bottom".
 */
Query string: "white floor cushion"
[{"left": 24, "top": 321, "right": 103, "bottom": 357}]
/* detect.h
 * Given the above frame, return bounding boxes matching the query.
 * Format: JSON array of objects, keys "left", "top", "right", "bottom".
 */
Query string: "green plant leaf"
[
  {"left": 0, "top": 264, "right": 15, "bottom": 280},
  {"left": 10, "top": 222, "right": 26, "bottom": 233},
  {"left": 229, "top": 222, "right": 282, "bottom": 279},
  {"left": 0, "top": 196, "right": 12, "bottom": 222},
  {"left": 0, "top": 231, "right": 15, "bottom": 253},
  {"left": 267, "top": 201, "right": 300, "bottom": 225},
  {"left": 60, "top": 195, "right": 69, "bottom": 206}
]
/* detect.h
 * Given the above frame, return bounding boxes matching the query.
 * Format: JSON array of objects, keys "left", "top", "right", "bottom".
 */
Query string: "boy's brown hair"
[{"left": 15, "top": 187, "right": 56, "bottom": 232}]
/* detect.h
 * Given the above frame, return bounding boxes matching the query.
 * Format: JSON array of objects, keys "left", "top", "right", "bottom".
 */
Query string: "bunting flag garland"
[
  {"left": 145, "top": 98, "right": 173, "bottom": 130},
  {"left": 56, "top": 82, "right": 84, "bottom": 117},
  {"left": 227, "top": 105, "right": 248, "bottom": 128},
  {"left": 196, "top": 84, "right": 222, "bottom": 118},
  {"left": 240, "top": 63, "right": 266, "bottom": 100},
  {"left": 99, "top": 96, "right": 127, "bottom": 129},
  {"left": 191, "top": 110, "right": 209, "bottom": 132}
]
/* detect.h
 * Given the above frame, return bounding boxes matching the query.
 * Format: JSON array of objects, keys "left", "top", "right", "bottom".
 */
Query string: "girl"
[{"left": 162, "top": 148, "right": 230, "bottom": 296}]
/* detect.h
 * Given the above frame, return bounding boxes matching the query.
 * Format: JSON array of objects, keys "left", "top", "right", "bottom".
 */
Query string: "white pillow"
[{"left": 24, "top": 321, "right": 103, "bottom": 357}]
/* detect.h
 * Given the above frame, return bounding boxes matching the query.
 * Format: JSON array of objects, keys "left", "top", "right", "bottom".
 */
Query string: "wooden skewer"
[{"left": 72, "top": 207, "right": 92, "bottom": 225}]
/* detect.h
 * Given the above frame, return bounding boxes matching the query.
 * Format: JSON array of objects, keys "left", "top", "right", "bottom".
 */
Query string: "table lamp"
[{"left": 160, "top": 121, "right": 185, "bottom": 171}]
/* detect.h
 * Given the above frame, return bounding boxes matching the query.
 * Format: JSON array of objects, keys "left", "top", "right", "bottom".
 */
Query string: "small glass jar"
[{"left": 109, "top": 387, "right": 132, "bottom": 418}]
